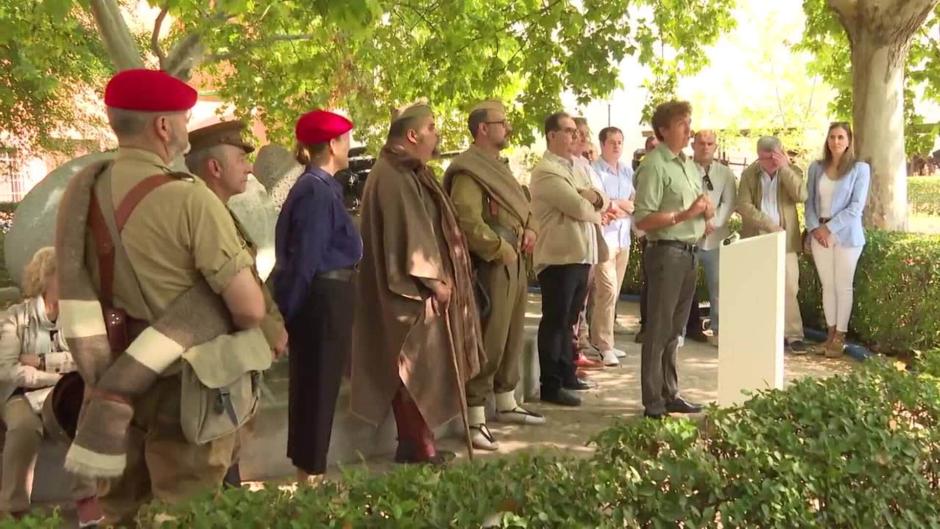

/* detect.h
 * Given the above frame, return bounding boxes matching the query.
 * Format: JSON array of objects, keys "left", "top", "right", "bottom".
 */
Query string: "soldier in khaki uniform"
[
  {"left": 185, "top": 121, "right": 288, "bottom": 486},
  {"left": 443, "top": 101, "right": 544, "bottom": 452},
  {"left": 92, "top": 70, "right": 268, "bottom": 525}
]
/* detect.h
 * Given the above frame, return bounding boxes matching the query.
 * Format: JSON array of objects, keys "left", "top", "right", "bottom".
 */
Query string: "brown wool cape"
[
  {"left": 442, "top": 144, "right": 532, "bottom": 228},
  {"left": 350, "top": 144, "right": 485, "bottom": 431}
]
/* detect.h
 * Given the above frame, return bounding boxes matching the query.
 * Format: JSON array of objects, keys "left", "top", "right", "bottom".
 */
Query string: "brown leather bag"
[{"left": 88, "top": 173, "right": 174, "bottom": 353}]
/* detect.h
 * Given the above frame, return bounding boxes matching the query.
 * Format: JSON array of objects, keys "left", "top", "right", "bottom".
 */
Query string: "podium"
[{"left": 717, "top": 231, "right": 785, "bottom": 406}]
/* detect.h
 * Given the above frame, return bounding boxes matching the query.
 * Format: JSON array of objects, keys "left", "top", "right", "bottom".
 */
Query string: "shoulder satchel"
[{"left": 89, "top": 171, "right": 270, "bottom": 445}]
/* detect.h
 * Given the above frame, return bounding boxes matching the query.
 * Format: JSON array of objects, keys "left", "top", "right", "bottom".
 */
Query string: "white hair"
[{"left": 757, "top": 136, "right": 783, "bottom": 153}]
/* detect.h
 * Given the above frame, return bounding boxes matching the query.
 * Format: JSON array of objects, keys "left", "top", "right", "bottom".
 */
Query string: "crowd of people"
[{"left": 0, "top": 68, "right": 871, "bottom": 526}]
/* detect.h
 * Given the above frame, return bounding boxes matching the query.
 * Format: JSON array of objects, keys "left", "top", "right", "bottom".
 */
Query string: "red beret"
[
  {"left": 104, "top": 69, "right": 198, "bottom": 112},
  {"left": 295, "top": 110, "right": 354, "bottom": 144}
]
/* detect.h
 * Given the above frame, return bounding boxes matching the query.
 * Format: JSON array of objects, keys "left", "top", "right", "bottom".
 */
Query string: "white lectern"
[{"left": 717, "top": 231, "right": 785, "bottom": 406}]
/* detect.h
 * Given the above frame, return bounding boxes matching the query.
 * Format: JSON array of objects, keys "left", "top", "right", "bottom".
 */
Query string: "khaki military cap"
[
  {"left": 391, "top": 98, "right": 433, "bottom": 125},
  {"left": 188, "top": 120, "right": 255, "bottom": 154},
  {"left": 470, "top": 100, "right": 506, "bottom": 115}
]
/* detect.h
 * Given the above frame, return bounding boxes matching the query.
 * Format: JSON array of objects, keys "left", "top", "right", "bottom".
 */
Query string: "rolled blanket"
[{"left": 55, "top": 162, "right": 234, "bottom": 478}]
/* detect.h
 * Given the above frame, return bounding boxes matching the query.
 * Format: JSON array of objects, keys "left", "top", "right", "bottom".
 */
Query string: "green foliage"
[
  {"left": 799, "top": 229, "right": 940, "bottom": 354},
  {"left": 186, "top": 0, "right": 737, "bottom": 150},
  {"left": 11, "top": 361, "right": 939, "bottom": 528},
  {"left": 909, "top": 176, "right": 940, "bottom": 216},
  {"left": 622, "top": 227, "right": 940, "bottom": 354},
  {"left": 797, "top": 1, "right": 940, "bottom": 156},
  {"left": 3, "top": 1, "right": 736, "bottom": 152},
  {"left": 0, "top": 0, "right": 111, "bottom": 152}
]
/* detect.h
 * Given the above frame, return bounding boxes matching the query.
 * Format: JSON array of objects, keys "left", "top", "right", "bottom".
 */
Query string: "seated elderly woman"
[{"left": 0, "top": 247, "right": 101, "bottom": 526}]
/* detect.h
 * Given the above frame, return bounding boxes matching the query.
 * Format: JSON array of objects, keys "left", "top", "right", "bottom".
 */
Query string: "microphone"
[{"left": 722, "top": 232, "right": 740, "bottom": 246}]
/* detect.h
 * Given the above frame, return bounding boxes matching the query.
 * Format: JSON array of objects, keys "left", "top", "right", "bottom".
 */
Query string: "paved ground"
[{"left": 312, "top": 296, "right": 853, "bottom": 478}]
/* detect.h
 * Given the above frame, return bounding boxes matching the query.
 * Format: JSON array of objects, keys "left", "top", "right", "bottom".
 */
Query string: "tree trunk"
[
  {"left": 829, "top": 0, "right": 938, "bottom": 231},
  {"left": 88, "top": 0, "right": 144, "bottom": 71}
]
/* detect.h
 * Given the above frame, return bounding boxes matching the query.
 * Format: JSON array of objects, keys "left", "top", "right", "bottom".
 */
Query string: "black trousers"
[
  {"left": 537, "top": 264, "right": 590, "bottom": 393},
  {"left": 286, "top": 277, "right": 353, "bottom": 475}
]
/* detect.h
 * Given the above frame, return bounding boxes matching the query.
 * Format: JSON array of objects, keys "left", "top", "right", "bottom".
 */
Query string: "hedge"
[
  {"left": 620, "top": 227, "right": 940, "bottom": 355},
  {"left": 7, "top": 358, "right": 938, "bottom": 528},
  {"left": 909, "top": 176, "right": 940, "bottom": 216}
]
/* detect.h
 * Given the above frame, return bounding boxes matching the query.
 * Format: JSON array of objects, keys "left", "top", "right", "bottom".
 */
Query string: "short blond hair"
[
  {"left": 693, "top": 129, "right": 716, "bottom": 142},
  {"left": 22, "top": 247, "right": 56, "bottom": 298}
]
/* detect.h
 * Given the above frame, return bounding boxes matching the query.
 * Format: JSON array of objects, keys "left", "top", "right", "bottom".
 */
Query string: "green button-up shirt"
[{"left": 633, "top": 143, "right": 704, "bottom": 243}]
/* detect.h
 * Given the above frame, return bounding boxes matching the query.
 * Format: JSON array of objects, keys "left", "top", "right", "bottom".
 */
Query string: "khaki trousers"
[
  {"left": 99, "top": 375, "right": 236, "bottom": 527},
  {"left": 0, "top": 395, "right": 96, "bottom": 513},
  {"left": 590, "top": 247, "right": 631, "bottom": 351},
  {"left": 466, "top": 257, "right": 527, "bottom": 407},
  {"left": 785, "top": 253, "right": 805, "bottom": 341}
]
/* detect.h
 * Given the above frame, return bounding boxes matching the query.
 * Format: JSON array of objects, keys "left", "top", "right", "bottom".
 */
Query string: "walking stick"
[{"left": 443, "top": 308, "right": 474, "bottom": 461}]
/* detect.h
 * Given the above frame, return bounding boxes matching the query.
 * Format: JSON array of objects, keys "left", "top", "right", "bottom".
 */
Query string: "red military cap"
[
  {"left": 295, "top": 110, "right": 354, "bottom": 144},
  {"left": 104, "top": 69, "right": 198, "bottom": 112}
]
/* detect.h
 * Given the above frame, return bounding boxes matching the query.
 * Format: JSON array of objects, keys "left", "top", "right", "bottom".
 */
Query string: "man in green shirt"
[{"left": 633, "top": 100, "right": 714, "bottom": 419}]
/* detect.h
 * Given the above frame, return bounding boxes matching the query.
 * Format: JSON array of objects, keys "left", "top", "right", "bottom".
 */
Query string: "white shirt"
[
  {"left": 572, "top": 156, "right": 601, "bottom": 264},
  {"left": 818, "top": 174, "right": 837, "bottom": 219},
  {"left": 593, "top": 158, "right": 634, "bottom": 251},
  {"left": 760, "top": 170, "right": 781, "bottom": 227}
]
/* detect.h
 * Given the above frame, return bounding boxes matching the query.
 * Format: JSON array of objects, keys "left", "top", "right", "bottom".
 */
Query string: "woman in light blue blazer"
[{"left": 804, "top": 122, "right": 870, "bottom": 357}]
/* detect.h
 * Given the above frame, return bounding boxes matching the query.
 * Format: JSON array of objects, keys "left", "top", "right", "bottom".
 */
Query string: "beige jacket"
[
  {"left": 530, "top": 151, "right": 609, "bottom": 272},
  {"left": 736, "top": 161, "right": 807, "bottom": 254},
  {"left": 0, "top": 297, "right": 71, "bottom": 405}
]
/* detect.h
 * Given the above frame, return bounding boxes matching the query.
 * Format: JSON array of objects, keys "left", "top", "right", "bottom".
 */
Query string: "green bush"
[
  {"left": 0, "top": 202, "right": 16, "bottom": 214},
  {"left": 622, "top": 226, "right": 940, "bottom": 355},
  {"left": 909, "top": 177, "right": 940, "bottom": 216},
  {"left": 10, "top": 360, "right": 937, "bottom": 528}
]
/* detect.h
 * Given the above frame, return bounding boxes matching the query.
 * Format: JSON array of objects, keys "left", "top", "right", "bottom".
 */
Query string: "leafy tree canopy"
[
  {"left": 1, "top": 0, "right": 736, "bottom": 153},
  {"left": 797, "top": 0, "right": 940, "bottom": 155}
]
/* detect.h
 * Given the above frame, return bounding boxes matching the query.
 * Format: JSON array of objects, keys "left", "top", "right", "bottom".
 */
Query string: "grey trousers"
[{"left": 641, "top": 244, "right": 698, "bottom": 415}]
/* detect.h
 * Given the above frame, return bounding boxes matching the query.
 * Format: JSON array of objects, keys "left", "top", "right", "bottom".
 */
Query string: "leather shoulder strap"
[
  {"left": 89, "top": 173, "right": 174, "bottom": 307},
  {"left": 114, "top": 174, "right": 175, "bottom": 232}
]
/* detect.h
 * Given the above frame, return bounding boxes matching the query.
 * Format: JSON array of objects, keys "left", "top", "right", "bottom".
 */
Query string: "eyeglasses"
[
  {"left": 485, "top": 120, "right": 508, "bottom": 127},
  {"left": 555, "top": 127, "right": 577, "bottom": 136}
]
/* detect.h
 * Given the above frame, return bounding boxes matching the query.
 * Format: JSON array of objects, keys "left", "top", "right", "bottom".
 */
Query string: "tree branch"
[
  {"left": 205, "top": 34, "right": 319, "bottom": 63},
  {"left": 151, "top": 4, "right": 169, "bottom": 69},
  {"left": 88, "top": 0, "right": 145, "bottom": 71},
  {"left": 164, "top": 33, "right": 206, "bottom": 80}
]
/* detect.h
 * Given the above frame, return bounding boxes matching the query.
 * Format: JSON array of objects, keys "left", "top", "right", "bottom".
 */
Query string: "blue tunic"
[{"left": 273, "top": 166, "right": 363, "bottom": 323}]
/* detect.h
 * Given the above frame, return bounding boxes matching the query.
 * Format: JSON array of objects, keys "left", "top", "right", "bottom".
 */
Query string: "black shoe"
[
  {"left": 222, "top": 463, "right": 242, "bottom": 488},
  {"left": 563, "top": 378, "right": 594, "bottom": 391},
  {"left": 788, "top": 340, "right": 808, "bottom": 354},
  {"left": 665, "top": 397, "right": 702, "bottom": 414},
  {"left": 643, "top": 411, "right": 669, "bottom": 420},
  {"left": 540, "top": 388, "right": 582, "bottom": 406},
  {"left": 395, "top": 448, "right": 456, "bottom": 466}
]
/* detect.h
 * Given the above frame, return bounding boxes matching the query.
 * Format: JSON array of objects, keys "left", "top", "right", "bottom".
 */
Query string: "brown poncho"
[
  {"left": 442, "top": 144, "right": 532, "bottom": 229},
  {"left": 350, "top": 145, "right": 485, "bottom": 430}
]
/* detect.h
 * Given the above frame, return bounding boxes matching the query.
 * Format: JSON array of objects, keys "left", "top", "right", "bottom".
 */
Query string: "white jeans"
[
  {"left": 785, "top": 253, "right": 804, "bottom": 341},
  {"left": 810, "top": 237, "right": 863, "bottom": 332}
]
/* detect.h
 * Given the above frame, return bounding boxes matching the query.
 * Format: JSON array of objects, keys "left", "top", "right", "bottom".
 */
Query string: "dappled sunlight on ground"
[{"left": 331, "top": 297, "right": 854, "bottom": 477}]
